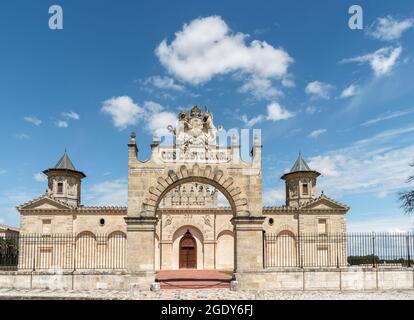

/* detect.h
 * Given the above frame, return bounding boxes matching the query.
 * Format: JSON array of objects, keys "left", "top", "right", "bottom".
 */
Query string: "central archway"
[
  {"left": 179, "top": 230, "right": 197, "bottom": 269},
  {"left": 141, "top": 165, "right": 250, "bottom": 218}
]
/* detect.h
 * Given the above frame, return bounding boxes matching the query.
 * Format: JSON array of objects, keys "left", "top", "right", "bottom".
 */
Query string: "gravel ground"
[{"left": 1, "top": 288, "right": 414, "bottom": 300}]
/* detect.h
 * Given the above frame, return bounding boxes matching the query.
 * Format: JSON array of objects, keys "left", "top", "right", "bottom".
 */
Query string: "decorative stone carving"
[
  {"left": 164, "top": 215, "right": 173, "bottom": 228},
  {"left": 169, "top": 106, "right": 219, "bottom": 151},
  {"left": 203, "top": 215, "right": 212, "bottom": 227}
]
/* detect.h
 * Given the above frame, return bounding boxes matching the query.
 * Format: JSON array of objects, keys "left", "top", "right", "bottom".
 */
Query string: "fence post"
[
  {"left": 73, "top": 234, "right": 76, "bottom": 272},
  {"left": 298, "top": 233, "right": 303, "bottom": 268},
  {"left": 336, "top": 233, "right": 339, "bottom": 268},
  {"left": 372, "top": 233, "right": 376, "bottom": 268},
  {"left": 262, "top": 230, "right": 266, "bottom": 269},
  {"left": 407, "top": 234, "right": 411, "bottom": 268}
]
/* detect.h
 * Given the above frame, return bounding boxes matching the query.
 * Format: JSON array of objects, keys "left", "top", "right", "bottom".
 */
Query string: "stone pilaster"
[
  {"left": 232, "top": 216, "right": 265, "bottom": 272},
  {"left": 125, "top": 216, "right": 158, "bottom": 289}
]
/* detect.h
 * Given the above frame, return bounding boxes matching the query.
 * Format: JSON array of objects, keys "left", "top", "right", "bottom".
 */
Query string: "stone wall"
[
  {"left": 0, "top": 271, "right": 150, "bottom": 291},
  {"left": 235, "top": 267, "right": 414, "bottom": 291},
  {"left": 1, "top": 268, "right": 413, "bottom": 291}
]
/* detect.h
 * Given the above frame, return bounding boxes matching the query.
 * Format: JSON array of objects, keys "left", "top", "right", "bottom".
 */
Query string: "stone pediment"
[
  {"left": 299, "top": 194, "right": 349, "bottom": 211},
  {"left": 18, "top": 195, "right": 72, "bottom": 211}
]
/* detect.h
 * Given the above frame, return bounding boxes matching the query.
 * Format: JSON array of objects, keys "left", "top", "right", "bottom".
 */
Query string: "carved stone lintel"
[
  {"left": 125, "top": 216, "right": 158, "bottom": 232},
  {"left": 231, "top": 216, "right": 265, "bottom": 231}
]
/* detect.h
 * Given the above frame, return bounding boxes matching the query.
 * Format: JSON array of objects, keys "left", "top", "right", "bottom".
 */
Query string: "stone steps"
[
  {"left": 159, "top": 280, "right": 231, "bottom": 290},
  {"left": 156, "top": 270, "right": 233, "bottom": 290}
]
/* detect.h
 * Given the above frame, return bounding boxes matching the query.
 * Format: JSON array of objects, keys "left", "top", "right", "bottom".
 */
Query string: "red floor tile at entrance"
[{"left": 156, "top": 270, "right": 233, "bottom": 290}]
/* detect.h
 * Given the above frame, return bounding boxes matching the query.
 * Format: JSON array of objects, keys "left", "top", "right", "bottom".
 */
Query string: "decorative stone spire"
[{"left": 128, "top": 132, "right": 138, "bottom": 160}]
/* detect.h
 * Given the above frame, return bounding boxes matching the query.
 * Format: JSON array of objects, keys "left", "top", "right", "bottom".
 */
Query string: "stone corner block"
[
  {"left": 230, "top": 280, "right": 239, "bottom": 292},
  {"left": 150, "top": 282, "right": 161, "bottom": 292}
]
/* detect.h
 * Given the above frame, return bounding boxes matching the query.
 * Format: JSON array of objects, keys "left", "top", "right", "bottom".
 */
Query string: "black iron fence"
[
  {"left": 0, "top": 233, "right": 127, "bottom": 271},
  {"left": 264, "top": 232, "right": 414, "bottom": 268},
  {"left": 2, "top": 232, "right": 414, "bottom": 271}
]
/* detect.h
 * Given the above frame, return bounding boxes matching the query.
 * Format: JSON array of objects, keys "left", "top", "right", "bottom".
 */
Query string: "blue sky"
[{"left": 1, "top": 0, "right": 414, "bottom": 231}]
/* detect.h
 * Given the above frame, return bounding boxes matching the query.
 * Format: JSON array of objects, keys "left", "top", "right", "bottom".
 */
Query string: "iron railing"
[
  {"left": 264, "top": 232, "right": 414, "bottom": 268},
  {"left": 0, "top": 233, "right": 127, "bottom": 271},
  {"left": 2, "top": 232, "right": 413, "bottom": 271}
]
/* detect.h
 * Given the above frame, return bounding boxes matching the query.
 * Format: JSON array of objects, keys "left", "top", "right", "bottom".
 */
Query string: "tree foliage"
[{"left": 399, "top": 163, "right": 414, "bottom": 215}]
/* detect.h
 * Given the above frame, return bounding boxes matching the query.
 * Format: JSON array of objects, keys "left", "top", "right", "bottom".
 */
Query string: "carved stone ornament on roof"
[{"left": 170, "top": 106, "right": 220, "bottom": 152}]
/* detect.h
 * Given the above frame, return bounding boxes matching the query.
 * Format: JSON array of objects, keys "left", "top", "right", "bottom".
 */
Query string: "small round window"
[
  {"left": 99, "top": 218, "right": 105, "bottom": 226},
  {"left": 268, "top": 218, "right": 274, "bottom": 226}
]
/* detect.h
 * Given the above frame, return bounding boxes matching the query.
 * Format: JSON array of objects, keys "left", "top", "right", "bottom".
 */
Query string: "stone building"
[
  {"left": 0, "top": 224, "right": 19, "bottom": 239},
  {"left": 17, "top": 106, "right": 348, "bottom": 276}
]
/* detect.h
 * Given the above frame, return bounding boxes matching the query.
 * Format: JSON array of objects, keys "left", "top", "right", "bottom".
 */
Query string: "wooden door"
[{"left": 179, "top": 231, "right": 197, "bottom": 269}]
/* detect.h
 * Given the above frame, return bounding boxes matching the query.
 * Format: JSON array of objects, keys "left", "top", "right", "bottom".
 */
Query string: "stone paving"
[{"left": 1, "top": 288, "right": 414, "bottom": 300}]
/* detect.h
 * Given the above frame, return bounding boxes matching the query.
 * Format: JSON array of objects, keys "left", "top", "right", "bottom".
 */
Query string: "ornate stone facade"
[{"left": 17, "top": 106, "right": 348, "bottom": 280}]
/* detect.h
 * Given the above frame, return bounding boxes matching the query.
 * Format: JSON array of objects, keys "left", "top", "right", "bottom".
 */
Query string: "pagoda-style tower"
[
  {"left": 281, "top": 153, "right": 320, "bottom": 208},
  {"left": 43, "top": 151, "right": 86, "bottom": 207}
]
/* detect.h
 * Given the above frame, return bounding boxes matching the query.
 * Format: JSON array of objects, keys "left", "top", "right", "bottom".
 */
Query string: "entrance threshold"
[{"left": 156, "top": 270, "right": 233, "bottom": 290}]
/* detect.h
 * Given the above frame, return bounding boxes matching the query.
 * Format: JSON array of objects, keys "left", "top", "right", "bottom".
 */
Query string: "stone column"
[
  {"left": 161, "top": 241, "right": 172, "bottom": 270},
  {"left": 232, "top": 216, "right": 265, "bottom": 272},
  {"left": 203, "top": 240, "right": 215, "bottom": 269},
  {"left": 125, "top": 216, "right": 158, "bottom": 289}
]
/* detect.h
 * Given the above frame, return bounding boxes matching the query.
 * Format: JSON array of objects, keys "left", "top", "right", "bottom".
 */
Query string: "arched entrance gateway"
[{"left": 124, "top": 106, "right": 265, "bottom": 288}]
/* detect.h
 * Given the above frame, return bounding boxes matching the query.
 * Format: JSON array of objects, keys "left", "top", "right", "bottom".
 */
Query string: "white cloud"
[
  {"left": 308, "top": 155, "right": 343, "bottom": 177},
  {"left": 33, "top": 172, "right": 47, "bottom": 182},
  {"left": 305, "top": 106, "right": 319, "bottom": 115},
  {"left": 146, "top": 111, "right": 177, "bottom": 136},
  {"left": 308, "top": 129, "right": 327, "bottom": 139},
  {"left": 239, "top": 76, "right": 283, "bottom": 100},
  {"left": 241, "top": 114, "right": 264, "bottom": 128},
  {"left": 340, "top": 84, "right": 359, "bottom": 98},
  {"left": 281, "top": 74, "right": 295, "bottom": 88},
  {"left": 341, "top": 46, "right": 402, "bottom": 77},
  {"left": 241, "top": 102, "right": 294, "bottom": 127},
  {"left": 376, "top": 190, "right": 388, "bottom": 199},
  {"left": 263, "top": 188, "right": 285, "bottom": 206},
  {"left": 24, "top": 116, "right": 42, "bottom": 126},
  {"left": 55, "top": 120, "right": 68, "bottom": 128},
  {"left": 101, "top": 96, "right": 176, "bottom": 135},
  {"left": 266, "top": 102, "right": 294, "bottom": 121},
  {"left": 143, "top": 101, "right": 164, "bottom": 113},
  {"left": 101, "top": 96, "right": 145, "bottom": 130},
  {"left": 155, "top": 15, "right": 293, "bottom": 89},
  {"left": 368, "top": 16, "right": 414, "bottom": 41},
  {"left": 84, "top": 179, "right": 128, "bottom": 206},
  {"left": 15, "top": 133, "right": 30, "bottom": 140},
  {"left": 308, "top": 125, "right": 414, "bottom": 198},
  {"left": 305, "top": 81, "right": 334, "bottom": 99},
  {"left": 144, "top": 76, "right": 185, "bottom": 91},
  {"left": 361, "top": 107, "right": 414, "bottom": 126},
  {"left": 62, "top": 111, "right": 80, "bottom": 120}
]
